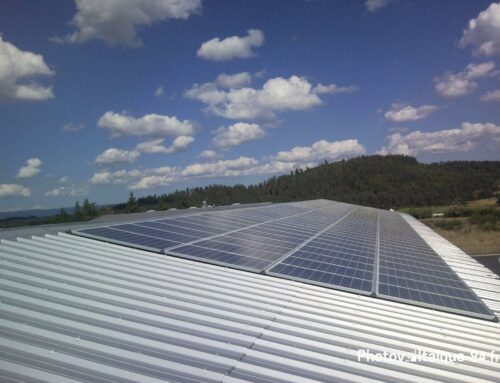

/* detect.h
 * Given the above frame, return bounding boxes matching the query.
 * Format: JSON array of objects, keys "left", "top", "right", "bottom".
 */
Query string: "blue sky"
[{"left": 1, "top": 0, "right": 499, "bottom": 211}]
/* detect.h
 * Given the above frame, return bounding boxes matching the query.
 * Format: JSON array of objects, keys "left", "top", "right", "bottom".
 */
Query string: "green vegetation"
[
  {"left": 113, "top": 155, "right": 500, "bottom": 212},
  {"left": 416, "top": 198, "right": 500, "bottom": 255}
]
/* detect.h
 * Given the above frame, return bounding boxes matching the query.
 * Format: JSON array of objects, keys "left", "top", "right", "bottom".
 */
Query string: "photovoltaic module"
[{"left": 72, "top": 200, "right": 496, "bottom": 321}]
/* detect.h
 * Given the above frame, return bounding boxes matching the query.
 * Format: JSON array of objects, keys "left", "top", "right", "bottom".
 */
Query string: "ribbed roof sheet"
[{"left": 0, "top": 209, "right": 499, "bottom": 382}]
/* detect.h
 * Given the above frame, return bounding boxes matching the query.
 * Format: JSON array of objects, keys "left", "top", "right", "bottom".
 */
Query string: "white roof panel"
[{"left": 0, "top": 207, "right": 499, "bottom": 382}]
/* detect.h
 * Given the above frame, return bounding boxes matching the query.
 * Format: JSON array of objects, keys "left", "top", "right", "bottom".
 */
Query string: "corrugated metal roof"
[{"left": 0, "top": 209, "right": 499, "bottom": 382}]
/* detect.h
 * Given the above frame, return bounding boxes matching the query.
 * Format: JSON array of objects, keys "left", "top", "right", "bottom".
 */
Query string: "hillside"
[{"left": 116, "top": 155, "right": 500, "bottom": 212}]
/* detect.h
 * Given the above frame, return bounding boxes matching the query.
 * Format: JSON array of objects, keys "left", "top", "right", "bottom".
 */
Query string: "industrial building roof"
[{"left": 0, "top": 200, "right": 499, "bottom": 382}]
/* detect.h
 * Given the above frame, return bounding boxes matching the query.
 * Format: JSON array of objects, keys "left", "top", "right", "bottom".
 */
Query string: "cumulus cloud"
[
  {"left": 135, "top": 136, "right": 194, "bottom": 154},
  {"left": 95, "top": 148, "right": 140, "bottom": 165},
  {"left": 184, "top": 72, "right": 253, "bottom": 108},
  {"left": 0, "top": 184, "right": 31, "bottom": 198},
  {"left": 434, "top": 62, "right": 497, "bottom": 98},
  {"left": 460, "top": 2, "right": 500, "bottom": 57},
  {"left": 98, "top": 111, "right": 196, "bottom": 138},
  {"left": 55, "top": 0, "right": 202, "bottom": 47},
  {"left": 378, "top": 122, "right": 500, "bottom": 155},
  {"left": 181, "top": 157, "right": 259, "bottom": 177},
  {"left": 199, "top": 150, "right": 223, "bottom": 160},
  {"left": 215, "top": 72, "right": 252, "bottom": 88},
  {"left": 275, "top": 139, "right": 366, "bottom": 163},
  {"left": 44, "top": 184, "right": 87, "bottom": 197},
  {"left": 212, "top": 123, "right": 265, "bottom": 149},
  {"left": 16, "top": 158, "right": 42, "bottom": 178},
  {"left": 59, "top": 176, "right": 70, "bottom": 184},
  {"left": 365, "top": 0, "right": 391, "bottom": 12},
  {"left": 384, "top": 103, "right": 441, "bottom": 122},
  {"left": 481, "top": 89, "right": 500, "bottom": 102},
  {"left": 187, "top": 75, "right": 327, "bottom": 120},
  {"left": 0, "top": 37, "right": 54, "bottom": 101},
  {"left": 90, "top": 170, "right": 134, "bottom": 185},
  {"left": 62, "top": 122, "right": 85, "bottom": 132},
  {"left": 129, "top": 175, "right": 176, "bottom": 190},
  {"left": 312, "top": 83, "right": 359, "bottom": 94},
  {"left": 197, "top": 29, "right": 264, "bottom": 61}
]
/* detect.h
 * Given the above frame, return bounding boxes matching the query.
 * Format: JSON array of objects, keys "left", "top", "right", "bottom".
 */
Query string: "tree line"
[
  {"left": 1, "top": 155, "right": 498, "bottom": 228},
  {"left": 114, "top": 155, "right": 500, "bottom": 212}
]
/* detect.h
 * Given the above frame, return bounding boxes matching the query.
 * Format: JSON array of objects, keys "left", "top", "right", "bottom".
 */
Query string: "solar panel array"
[
  {"left": 72, "top": 201, "right": 496, "bottom": 321},
  {"left": 377, "top": 210, "right": 493, "bottom": 317},
  {"left": 267, "top": 208, "right": 377, "bottom": 294}
]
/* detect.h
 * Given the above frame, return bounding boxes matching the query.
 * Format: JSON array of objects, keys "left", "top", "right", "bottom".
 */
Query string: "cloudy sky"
[{"left": 1, "top": 0, "right": 500, "bottom": 211}]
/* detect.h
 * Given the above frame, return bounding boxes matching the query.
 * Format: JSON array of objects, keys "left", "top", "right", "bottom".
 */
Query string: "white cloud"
[
  {"left": 181, "top": 157, "right": 259, "bottom": 177},
  {"left": 62, "top": 122, "right": 84, "bottom": 132},
  {"left": 44, "top": 184, "right": 87, "bottom": 197},
  {"left": 384, "top": 103, "right": 441, "bottom": 122},
  {"left": 95, "top": 148, "right": 140, "bottom": 165},
  {"left": 129, "top": 175, "right": 175, "bottom": 190},
  {"left": 90, "top": 167, "right": 173, "bottom": 185},
  {"left": 197, "top": 29, "right": 264, "bottom": 61},
  {"left": 0, "top": 184, "right": 31, "bottom": 198},
  {"left": 187, "top": 75, "right": 324, "bottom": 120},
  {"left": 199, "top": 150, "right": 223, "bottom": 160},
  {"left": 434, "top": 62, "right": 496, "bottom": 98},
  {"left": 185, "top": 82, "right": 227, "bottom": 105},
  {"left": 275, "top": 139, "right": 366, "bottom": 163},
  {"left": 135, "top": 135, "right": 194, "bottom": 154},
  {"left": 365, "top": 0, "right": 391, "bottom": 12},
  {"left": 98, "top": 111, "right": 196, "bottom": 138},
  {"left": 154, "top": 85, "right": 165, "bottom": 97},
  {"left": 460, "top": 2, "right": 500, "bottom": 57},
  {"left": 16, "top": 158, "right": 42, "bottom": 178},
  {"left": 312, "top": 83, "right": 359, "bottom": 94},
  {"left": 59, "top": 176, "right": 70, "bottom": 184},
  {"left": 0, "top": 37, "right": 54, "bottom": 101},
  {"left": 378, "top": 122, "right": 500, "bottom": 155},
  {"left": 184, "top": 72, "right": 252, "bottom": 107},
  {"left": 212, "top": 122, "right": 265, "bottom": 149},
  {"left": 56, "top": 0, "right": 201, "bottom": 47},
  {"left": 215, "top": 72, "right": 252, "bottom": 88},
  {"left": 481, "top": 89, "right": 500, "bottom": 102},
  {"left": 90, "top": 170, "right": 130, "bottom": 185}
]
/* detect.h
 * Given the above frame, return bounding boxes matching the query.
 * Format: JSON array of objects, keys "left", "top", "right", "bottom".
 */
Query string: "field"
[{"left": 401, "top": 199, "right": 500, "bottom": 256}]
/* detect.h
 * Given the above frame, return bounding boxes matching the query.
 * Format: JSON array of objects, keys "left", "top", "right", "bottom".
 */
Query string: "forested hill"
[{"left": 117, "top": 155, "right": 500, "bottom": 212}]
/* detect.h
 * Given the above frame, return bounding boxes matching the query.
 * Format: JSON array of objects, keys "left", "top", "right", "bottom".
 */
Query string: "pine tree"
[
  {"left": 74, "top": 201, "right": 83, "bottom": 220},
  {"left": 60, "top": 207, "right": 69, "bottom": 222},
  {"left": 83, "top": 198, "right": 98, "bottom": 219},
  {"left": 127, "top": 192, "right": 138, "bottom": 213}
]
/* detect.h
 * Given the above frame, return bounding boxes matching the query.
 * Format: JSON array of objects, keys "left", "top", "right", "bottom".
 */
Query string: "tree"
[
  {"left": 59, "top": 207, "right": 69, "bottom": 222},
  {"left": 83, "top": 198, "right": 98, "bottom": 219},
  {"left": 127, "top": 192, "right": 138, "bottom": 213},
  {"left": 74, "top": 201, "right": 83, "bottom": 220}
]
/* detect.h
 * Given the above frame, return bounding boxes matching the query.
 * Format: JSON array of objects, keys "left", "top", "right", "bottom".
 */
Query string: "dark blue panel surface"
[
  {"left": 268, "top": 208, "right": 377, "bottom": 294},
  {"left": 377, "top": 211, "right": 494, "bottom": 318},
  {"left": 77, "top": 227, "right": 180, "bottom": 250}
]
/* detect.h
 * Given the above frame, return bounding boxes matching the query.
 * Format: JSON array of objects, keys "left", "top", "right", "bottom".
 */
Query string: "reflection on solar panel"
[{"left": 72, "top": 200, "right": 496, "bottom": 321}]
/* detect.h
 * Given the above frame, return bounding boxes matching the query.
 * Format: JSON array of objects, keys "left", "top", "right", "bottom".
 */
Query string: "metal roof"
[{"left": 0, "top": 203, "right": 500, "bottom": 382}]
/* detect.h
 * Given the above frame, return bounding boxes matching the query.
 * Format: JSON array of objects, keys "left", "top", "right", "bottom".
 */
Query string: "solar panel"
[
  {"left": 267, "top": 208, "right": 377, "bottom": 294},
  {"left": 376, "top": 210, "right": 495, "bottom": 319},
  {"left": 168, "top": 207, "right": 353, "bottom": 271},
  {"left": 73, "top": 204, "right": 313, "bottom": 257},
  {"left": 71, "top": 200, "right": 496, "bottom": 321}
]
